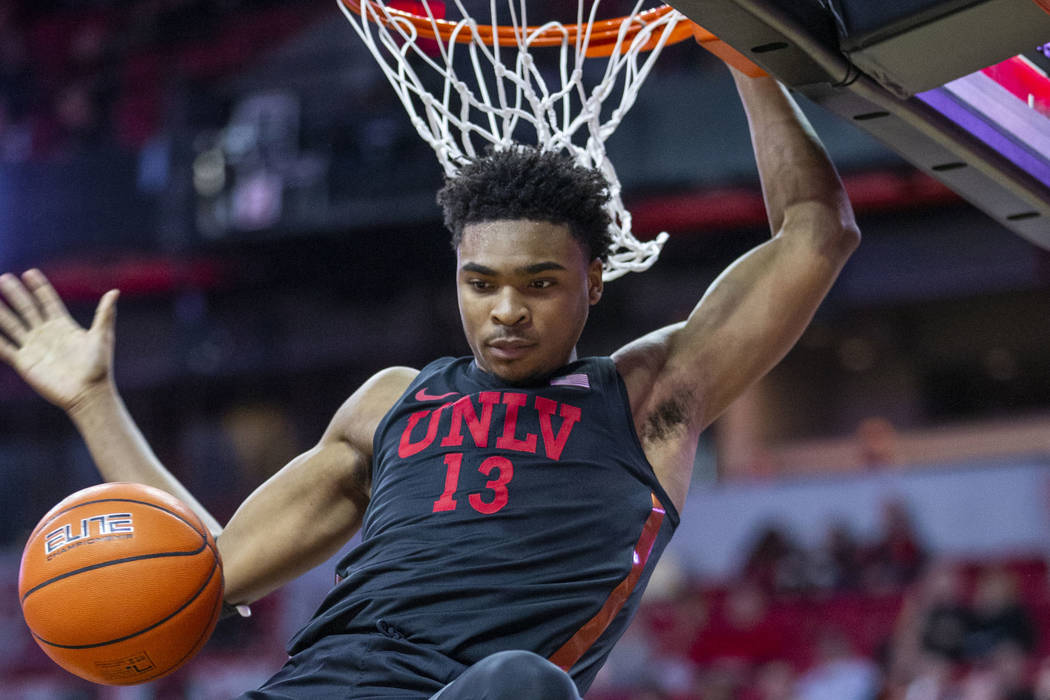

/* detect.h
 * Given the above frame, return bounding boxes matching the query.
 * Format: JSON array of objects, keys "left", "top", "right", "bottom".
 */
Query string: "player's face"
[{"left": 456, "top": 220, "right": 603, "bottom": 384}]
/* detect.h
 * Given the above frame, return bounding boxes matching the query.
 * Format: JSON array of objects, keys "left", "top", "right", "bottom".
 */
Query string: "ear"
[{"left": 587, "top": 259, "right": 604, "bottom": 305}]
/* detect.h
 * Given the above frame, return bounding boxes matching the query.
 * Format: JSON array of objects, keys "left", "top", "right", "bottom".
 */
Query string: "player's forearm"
[
  {"left": 732, "top": 70, "right": 859, "bottom": 241},
  {"left": 67, "top": 381, "right": 223, "bottom": 536}
]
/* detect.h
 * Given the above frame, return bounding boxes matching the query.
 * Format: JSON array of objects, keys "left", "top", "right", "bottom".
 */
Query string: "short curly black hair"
[{"left": 436, "top": 146, "right": 613, "bottom": 262}]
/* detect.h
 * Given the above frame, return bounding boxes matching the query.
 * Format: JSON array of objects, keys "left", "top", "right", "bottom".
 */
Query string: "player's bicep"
[
  {"left": 217, "top": 437, "right": 369, "bottom": 605},
  {"left": 669, "top": 227, "right": 854, "bottom": 428}
]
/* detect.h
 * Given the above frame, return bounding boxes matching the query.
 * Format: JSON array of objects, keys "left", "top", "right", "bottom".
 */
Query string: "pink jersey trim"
[{"left": 548, "top": 493, "right": 666, "bottom": 671}]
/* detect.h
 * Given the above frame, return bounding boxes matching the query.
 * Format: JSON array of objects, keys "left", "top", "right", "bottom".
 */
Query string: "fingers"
[
  {"left": 0, "top": 297, "right": 27, "bottom": 344},
  {"left": 0, "top": 333, "right": 15, "bottom": 365},
  {"left": 23, "top": 268, "right": 72, "bottom": 321},
  {"left": 1, "top": 268, "right": 118, "bottom": 340},
  {"left": 90, "top": 289, "right": 119, "bottom": 335},
  {"left": 0, "top": 279, "right": 25, "bottom": 361},
  {"left": 0, "top": 272, "right": 44, "bottom": 327}
]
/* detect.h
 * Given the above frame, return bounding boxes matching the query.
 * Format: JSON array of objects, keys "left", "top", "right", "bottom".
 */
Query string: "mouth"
[{"left": 486, "top": 337, "right": 535, "bottom": 361}]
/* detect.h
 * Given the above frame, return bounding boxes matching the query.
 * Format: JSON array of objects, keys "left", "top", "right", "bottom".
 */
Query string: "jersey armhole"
[{"left": 603, "top": 358, "right": 682, "bottom": 528}]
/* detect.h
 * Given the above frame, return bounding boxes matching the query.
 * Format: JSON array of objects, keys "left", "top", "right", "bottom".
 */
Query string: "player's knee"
[{"left": 472, "top": 650, "right": 579, "bottom": 699}]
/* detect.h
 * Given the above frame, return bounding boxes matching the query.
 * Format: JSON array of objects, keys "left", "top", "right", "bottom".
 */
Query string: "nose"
[{"left": 491, "top": 287, "right": 529, "bottom": 326}]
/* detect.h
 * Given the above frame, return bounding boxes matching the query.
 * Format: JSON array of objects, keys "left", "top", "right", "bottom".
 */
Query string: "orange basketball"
[{"left": 18, "top": 482, "right": 224, "bottom": 685}]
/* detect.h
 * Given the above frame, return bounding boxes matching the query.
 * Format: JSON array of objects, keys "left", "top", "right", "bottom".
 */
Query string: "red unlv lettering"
[{"left": 402, "top": 392, "right": 581, "bottom": 461}]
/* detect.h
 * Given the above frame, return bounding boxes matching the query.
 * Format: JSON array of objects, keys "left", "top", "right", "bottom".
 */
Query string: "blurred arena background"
[{"left": 1, "top": 1, "right": 1050, "bottom": 698}]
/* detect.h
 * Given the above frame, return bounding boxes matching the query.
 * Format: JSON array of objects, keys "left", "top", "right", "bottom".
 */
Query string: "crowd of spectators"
[
  {"left": 740, "top": 499, "right": 927, "bottom": 599},
  {"left": 588, "top": 498, "right": 1049, "bottom": 700},
  {"left": 884, "top": 561, "right": 1042, "bottom": 700},
  {"left": 0, "top": 0, "right": 323, "bottom": 163}
]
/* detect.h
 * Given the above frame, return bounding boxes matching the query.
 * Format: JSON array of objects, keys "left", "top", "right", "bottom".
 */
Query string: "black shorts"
[{"left": 237, "top": 630, "right": 467, "bottom": 700}]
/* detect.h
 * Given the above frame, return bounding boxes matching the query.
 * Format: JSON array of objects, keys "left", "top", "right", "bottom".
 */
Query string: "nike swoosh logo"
[{"left": 415, "top": 388, "right": 460, "bottom": 402}]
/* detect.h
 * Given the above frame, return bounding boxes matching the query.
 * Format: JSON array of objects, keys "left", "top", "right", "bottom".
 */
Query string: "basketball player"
[{"left": 0, "top": 70, "right": 860, "bottom": 698}]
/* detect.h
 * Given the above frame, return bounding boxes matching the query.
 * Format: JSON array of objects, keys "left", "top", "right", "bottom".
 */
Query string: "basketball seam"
[
  {"left": 85, "top": 540, "right": 223, "bottom": 684},
  {"left": 20, "top": 541, "right": 211, "bottom": 603},
  {"left": 30, "top": 547, "right": 222, "bottom": 650},
  {"left": 127, "top": 587, "right": 222, "bottom": 685},
  {"left": 135, "top": 539, "right": 225, "bottom": 683}
]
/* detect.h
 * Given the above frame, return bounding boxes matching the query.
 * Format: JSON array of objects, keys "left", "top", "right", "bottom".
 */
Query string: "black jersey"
[{"left": 289, "top": 356, "right": 679, "bottom": 693}]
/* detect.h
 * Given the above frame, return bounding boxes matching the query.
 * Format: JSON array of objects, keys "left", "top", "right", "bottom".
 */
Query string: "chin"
[
  {"left": 495, "top": 361, "right": 567, "bottom": 387},
  {"left": 487, "top": 365, "right": 534, "bottom": 386},
  {"left": 475, "top": 355, "right": 533, "bottom": 385},
  {"left": 478, "top": 347, "right": 573, "bottom": 386}
]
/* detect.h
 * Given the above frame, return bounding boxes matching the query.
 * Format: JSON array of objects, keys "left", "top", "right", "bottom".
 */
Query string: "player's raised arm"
[
  {"left": 0, "top": 269, "right": 223, "bottom": 534},
  {"left": 614, "top": 70, "right": 860, "bottom": 507},
  {"left": 0, "top": 268, "right": 416, "bottom": 604}
]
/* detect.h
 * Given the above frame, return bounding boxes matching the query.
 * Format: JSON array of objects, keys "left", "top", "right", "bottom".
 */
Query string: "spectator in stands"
[
  {"left": 741, "top": 523, "right": 809, "bottom": 596},
  {"left": 808, "top": 520, "right": 863, "bottom": 592},
  {"left": 860, "top": 498, "right": 927, "bottom": 593},
  {"left": 885, "top": 560, "right": 971, "bottom": 696},
  {"left": 918, "top": 561, "right": 974, "bottom": 663},
  {"left": 966, "top": 567, "right": 1037, "bottom": 662}
]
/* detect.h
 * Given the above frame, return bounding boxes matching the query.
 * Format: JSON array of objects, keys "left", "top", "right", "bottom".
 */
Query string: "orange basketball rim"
[{"left": 339, "top": 0, "right": 696, "bottom": 57}]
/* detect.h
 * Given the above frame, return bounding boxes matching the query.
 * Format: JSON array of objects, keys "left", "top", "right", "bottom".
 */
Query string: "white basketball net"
[{"left": 337, "top": 0, "right": 686, "bottom": 280}]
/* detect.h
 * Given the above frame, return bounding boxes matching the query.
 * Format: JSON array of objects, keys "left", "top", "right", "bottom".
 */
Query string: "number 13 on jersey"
[{"left": 432, "top": 453, "right": 514, "bottom": 515}]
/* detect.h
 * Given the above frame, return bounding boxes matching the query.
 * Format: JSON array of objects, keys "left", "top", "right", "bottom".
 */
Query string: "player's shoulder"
[
  {"left": 365, "top": 365, "right": 421, "bottom": 393},
  {"left": 350, "top": 366, "right": 419, "bottom": 416},
  {"left": 325, "top": 366, "right": 419, "bottom": 453}
]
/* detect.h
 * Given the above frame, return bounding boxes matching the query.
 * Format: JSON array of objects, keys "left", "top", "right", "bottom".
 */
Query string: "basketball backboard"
[{"left": 668, "top": 0, "right": 1050, "bottom": 246}]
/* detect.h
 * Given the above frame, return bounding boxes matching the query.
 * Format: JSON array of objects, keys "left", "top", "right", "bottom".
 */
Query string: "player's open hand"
[{"left": 0, "top": 269, "right": 119, "bottom": 412}]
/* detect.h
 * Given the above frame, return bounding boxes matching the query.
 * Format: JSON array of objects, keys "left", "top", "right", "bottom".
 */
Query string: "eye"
[
  {"left": 529, "top": 279, "right": 554, "bottom": 289},
  {"left": 468, "top": 279, "right": 493, "bottom": 291}
]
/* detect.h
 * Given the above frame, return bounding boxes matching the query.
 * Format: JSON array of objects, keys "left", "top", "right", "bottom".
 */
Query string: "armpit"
[{"left": 639, "top": 389, "right": 694, "bottom": 443}]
